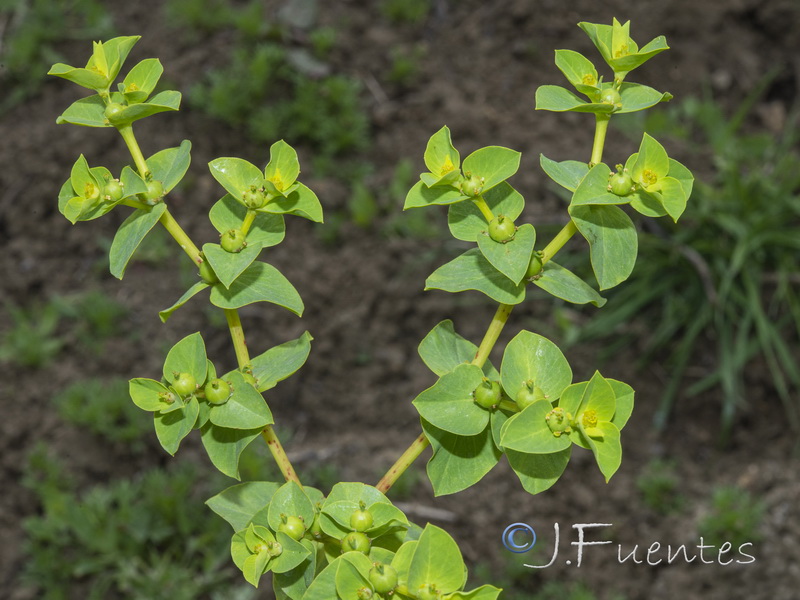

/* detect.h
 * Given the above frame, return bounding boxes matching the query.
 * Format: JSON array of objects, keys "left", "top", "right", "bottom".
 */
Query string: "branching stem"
[{"left": 376, "top": 433, "right": 430, "bottom": 493}]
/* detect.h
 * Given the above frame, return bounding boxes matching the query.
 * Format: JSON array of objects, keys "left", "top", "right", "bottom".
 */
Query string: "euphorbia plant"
[{"left": 48, "top": 18, "right": 690, "bottom": 598}]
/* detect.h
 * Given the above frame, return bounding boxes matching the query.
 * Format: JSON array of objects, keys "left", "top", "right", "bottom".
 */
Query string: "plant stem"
[
  {"left": 241, "top": 210, "right": 257, "bottom": 236},
  {"left": 473, "top": 195, "right": 495, "bottom": 222},
  {"left": 224, "top": 309, "right": 250, "bottom": 367},
  {"left": 540, "top": 220, "right": 578, "bottom": 265},
  {"left": 590, "top": 114, "right": 610, "bottom": 166},
  {"left": 261, "top": 427, "right": 302, "bottom": 486},
  {"left": 376, "top": 433, "right": 430, "bottom": 493},
  {"left": 224, "top": 307, "right": 303, "bottom": 486},
  {"left": 117, "top": 125, "right": 149, "bottom": 177},
  {"left": 472, "top": 303, "right": 514, "bottom": 369},
  {"left": 159, "top": 208, "right": 203, "bottom": 265}
]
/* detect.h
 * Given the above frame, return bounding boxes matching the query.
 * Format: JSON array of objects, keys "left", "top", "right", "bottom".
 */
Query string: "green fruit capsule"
[
  {"left": 356, "top": 588, "right": 374, "bottom": 600},
  {"left": 473, "top": 379, "right": 501, "bottom": 410},
  {"left": 600, "top": 87, "right": 622, "bottom": 108},
  {"left": 526, "top": 251, "right": 543, "bottom": 279},
  {"left": 417, "top": 584, "right": 442, "bottom": 600},
  {"left": 608, "top": 164, "right": 634, "bottom": 196},
  {"left": 516, "top": 381, "right": 546, "bottom": 410},
  {"left": 460, "top": 174, "right": 483, "bottom": 197},
  {"left": 198, "top": 255, "right": 219, "bottom": 284},
  {"left": 220, "top": 228, "right": 247, "bottom": 253},
  {"left": 350, "top": 507, "right": 374, "bottom": 532},
  {"left": 171, "top": 372, "right": 197, "bottom": 398},
  {"left": 242, "top": 185, "right": 268, "bottom": 209},
  {"left": 204, "top": 378, "right": 232, "bottom": 405},
  {"left": 143, "top": 179, "right": 164, "bottom": 205},
  {"left": 278, "top": 515, "right": 306, "bottom": 541},
  {"left": 488, "top": 215, "right": 516, "bottom": 243},
  {"left": 341, "top": 531, "right": 371, "bottom": 555},
  {"left": 307, "top": 513, "right": 323, "bottom": 539},
  {"left": 104, "top": 102, "right": 126, "bottom": 124},
  {"left": 103, "top": 179, "right": 124, "bottom": 202},
  {"left": 368, "top": 563, "right": 398, "bottom": 594}
]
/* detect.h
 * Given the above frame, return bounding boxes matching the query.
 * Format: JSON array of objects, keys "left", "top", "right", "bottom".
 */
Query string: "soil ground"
[{"left": 2, "top": 1, "right": 800, "bottom": 598}]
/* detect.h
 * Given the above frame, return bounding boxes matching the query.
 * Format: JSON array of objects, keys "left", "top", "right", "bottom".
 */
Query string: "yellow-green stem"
[
  {"left": 590, "top": 114, "right": 610, "bottom": 166},
  {"left": 498, "top": 399, "right": 519, "bottom": 413},
  {"left": 261, "top": 427, "right": 302, "bottom": 486},
  {"left": 473, "top": 195, "right": 495, "bottom": 223},
  {"left": 122, "top": 198, "right": 148, "bottom": 210},
  {"left": 225, "top": 307, "right": 303, "bottom": 486},
  {"left": 540, "top": 220, "right": 578, "bottom": 265},
  {"left": 117, "top": 125, "right": 149, "bottom": 177},
  {"left": 224, "top": 309, "right": 250, "bottom": 367},
  {"left": 241, "top": 210, "right": 257, "bottom": 236},
  {"left": 159, "top": 208, "right": 203, "bottom": 265},
  {"left": 472, "top": 303, "right": 514, "bottom": 369},
  {"left": 376, "top": 433, "right": 430, "bottom": 493}
]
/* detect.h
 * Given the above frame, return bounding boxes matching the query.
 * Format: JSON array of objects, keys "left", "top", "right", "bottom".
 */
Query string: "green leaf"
[
  {"left": 667, "top": 158, "right": 694, "bottom": 201},
  {"left": 56, "top": 95, "right": 109, "bottom": 127},
  {"left": 147, "top": 140, "right": 191, "bottom": 194},
  {"left": 209, "top": 261, "right": 304, "bottom": 315},
  {"left": 250, "top": 331, "right": 313, "bottom": 392},
  {"left": 99, "top": 35, "right": 140, "bottom": 82},
  {"left": 631, "top": 133, "right": 669, "bottom": 183},
  {"left": 122, "top": 58, "right": 163, "bottom": 101},
  {"left": 262, "top": 182, "right": 323, "bottom": 223},
  {"left": 154, "top": 396, "right": 199, "bottom": 455},
  {"left": 539, "top": 155, "right": 589, "bottom": 192},
  {"left": 267, "top": 481, "right": 316, "bottom": 533},
  {"left": 207, "top": 481, "right": 281, "bottom": 531},
  {"left": 407, "top": 524, "right": 466, "bottom": 594},
  {"left": 423, "top": 125, "right": 461, "bottom": 183},
  {"left": 270, "top": 532, "right": 311, "bottom": 574},
  {"left": 425, "top": 248, "right": 527, "bottom": 305},
  {"left": 209, "top": 157, "right": 264, "bottom": 199},
  {"left": 586, "top": 422, "right": 622, "bottom": 482},
  {"left": 404, "top": 180, "right": 465, "bottom": 209},
  {"left": 535, "top": 85, "right": 615, "bottom": 114},
  {"left": 202, "top": 242, "right": 263, "bottom": 289},
  {"left": 70, "top": 155, "right": 98, "bottom": 197},
  {"left": 264, "top": 140, "right": 301, "bottom": 194},
  {"left": 447, "top": 182, "right": 525, "bottom": 242},
  {"left": 500, "top": 330, "right": 572, "bottom": 403},
  {"left": 209, "top": 371, "right": 273, "bottom": 429},
  {"left": 159, "top": 281, "right": 210, "bottom": 323},
  {"left": 506, "top": 447, "right": 571, "bottom": 495},
  {"left": 108, "top": 202, "right": 167, "bottom": 278},
  {"left": 423, "top": 419, "right": 501, "bottom": 496},
  {"left": 655, "top": 176, "right": 688, "bottom": 222},
  {"left": 571, "top": 163, "right": 631, "bottom": 207},
  {"left": 618, "top": 83, "right": 672, "bottom": 114},
  {"left": 320, "top": 483, "right": 392, "bottom": 539},
  {"left": 273, "top": 544, "right": 316, "bottom": 600},
  {"left": 163, "top": 332, "right": 208, "bottom": 384},
  {"left": 462, "top": 146, "right": 521, "bottom": 193},
  {"left": 106, "top": 90, "right": 181, "bottom": 126},
  {"left": 609, "top": 379, "right": 634, "bottom": 430},
  {"left": 412, "top": 364, "right": 488, "bottom": 436},
  {"left": 569, "top": 204, "right": 638, "bottom": 290},
  {"left": 48, "top": 63, "right": 108, "bottom": 90},
  {"left": 242, "top": 550, "right": 270, "bottom": 587},
  {"left": 200, "top": 422, "right": 263, "bottom": 480},
  {"left": 119, "top": 166, "right": 149, "bottom": 199},
  {"left": 499, "top": 400, "right": 570, "bottom": 454},
  {"left": 476, "top": 223, "right": 536, "bottom": 284},
  {"left": 302, "top": 555, "right": 344, "bottom": 600},
  {"left": 129, "top": 378, "right": 172, "bottom": 412},
  {"left": 209, "top": 194, "right": 285, "bottom": 248},
  {"left": 448, "top": 586, "right": 503, "bottom": 600},
  {"left": 335, "top": 552, "right": 373, "bottom": 599},
  {"left": 554, "top": 49, "right": 598, "bottom": 95},
  {"left": 531, "top": 260, "right": 607, "bottom": 307},
  {"left": 417, "top": 320, "right": 498, "bottom": 378}
]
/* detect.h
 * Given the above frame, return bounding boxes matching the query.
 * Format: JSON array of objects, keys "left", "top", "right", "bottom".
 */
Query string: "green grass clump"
[
  {"left": 698, "top": 485, "right": 765, "bottom": 549},
  {"left": 0, "top": 300, "right": 63, "bottom": 368},
  {"left": 636, "top": 459, "right": 685, "bottom": 515}
]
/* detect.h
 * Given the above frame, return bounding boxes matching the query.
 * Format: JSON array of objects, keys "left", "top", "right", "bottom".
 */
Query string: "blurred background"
[{"left": 1, "top": 0, "right": 799, "bottom": 598}]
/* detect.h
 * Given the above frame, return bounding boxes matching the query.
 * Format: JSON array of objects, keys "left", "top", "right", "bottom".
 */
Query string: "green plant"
[
  {"left": 22, "top": 445, "right": 249, "bottom": 600},
  {"left": 0, "top": 299, "right": 64, "bottom": 368},
  {"left": 577, "top": 84, "right": 800, "bottom": 437},
  {"left": 52, "top": 377, "right": 152, "bottom": 451},
  {"left": 47, "top": 20, "right": 689, "bottom": 597},
  {"left": 698, "top": 485, "right": 765, "bottom": 549},
  {"left": 0, "top": 0, "right": 113, "bottom": 113},
  {"left": 636, "top": 458, "right": 685, "bottom": 515},
  {"left": 380, "top": 0, "right": 431, "bottom": 25}
]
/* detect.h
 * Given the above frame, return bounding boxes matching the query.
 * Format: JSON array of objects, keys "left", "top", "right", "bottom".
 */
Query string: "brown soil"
[{"left": 2, "top": 1, "right": 799, "bottom": 599}]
